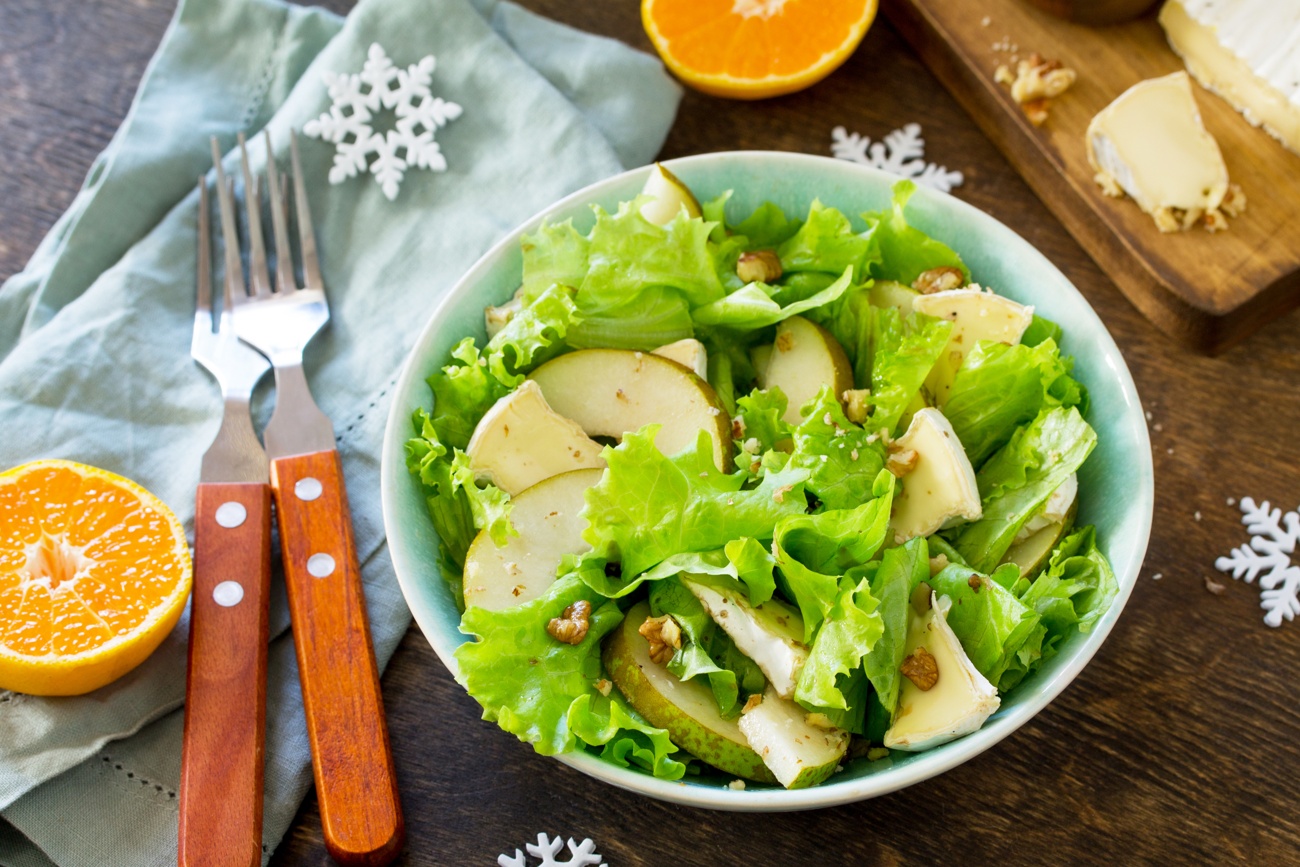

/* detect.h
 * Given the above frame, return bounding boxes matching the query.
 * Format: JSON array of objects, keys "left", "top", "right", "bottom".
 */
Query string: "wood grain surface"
[
  {"left": 2, "top": 2, "right": 1299, "bottom": 866},
  {"left": 272, "top": 449, "right": 404, "bottom": 866},
  {"left": 181, "top": 483, "right": 273, "bottom": 867},
  {"left": 884, "top": 0, "right": 1300, "bottom": 353}
]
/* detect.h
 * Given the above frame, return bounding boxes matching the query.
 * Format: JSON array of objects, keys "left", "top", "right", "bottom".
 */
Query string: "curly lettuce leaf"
[
  {"left": 650, "top": 577, "right": 766, "bottom": 718},
  {"left": 772, "top": 470, "right": 895, "bottom": 639},
  {"left": 567, "top": 693, "right": 685, "bottom": 780},
  {"left": 943, "top": 338, "right": 1084, "bottom": 468},
  {"left": 485, "top": 284, "right": 579, "bottom": 385},
  {"left": 950, "top": 407, "right": 1097, "bottom": 573},
  {"left": 692, "top": 266, "right": 855, "bottom": 331},
  {"left": 804, "top": 283, "right": 875, "bottom": 387},
  {"left": 520, "top": 220, "right": 589, "bottom": 303},
  {"left": 581, "top": 427, "right": 811, "bottom": 578},
  {"left": 868, "top": 308, "right": 952, "bottom": 436},
  {"left": 733, "top": 201, "right": 801, "bottom": 249},
  {"left": 777, "top": 200, "right": 878, "bottom": 283},
  {"left": 573, "top": 536, "right": 778, "bottom": 606},
  {"left": 406, "top": 411, "right": 475, "bottom": 584},
  {"left": 423, "top": 338, "right": 509, "bottom": 451},
  {"left": 733, "top": 387, "right": 791, "bottom": 459},
  {"left": 863, "top": 537, "right": 931, "bottom": 721},
  {"left": 784, "top": 386, "right": 886, "bottom": 511},
  {"left": 862, "top": 180, "right": 969, "bottom": 286},
  {"left": 928, "top": 562, "right": 1046, "bottom": 692},
  {"left": 1016, "top": 526, "right": 1117, "bottom": 657},
  {"left": 564, "top": 287, "right": 695, "bottom": 351},
  {"left": 794, "top": 575, "right": 883, "bottom": 713},
  {"left": 455, "top": 573, "right": 621, "bottom": 754}
]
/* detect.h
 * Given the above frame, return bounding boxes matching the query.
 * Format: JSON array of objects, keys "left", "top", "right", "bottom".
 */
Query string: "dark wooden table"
[{"left": 3, "top": 2, "right": 1299, "bottom": 865}]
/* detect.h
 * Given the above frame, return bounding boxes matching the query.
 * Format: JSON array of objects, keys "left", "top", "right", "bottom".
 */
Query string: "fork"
[
  {"left": 180, "top": 176, "right": 274, "bottom": 867},
  {"left": 212, "top": 132, "right": 405, "bottom": 866}
]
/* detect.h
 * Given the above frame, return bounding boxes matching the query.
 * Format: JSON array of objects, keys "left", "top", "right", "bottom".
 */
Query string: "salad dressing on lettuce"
[{"left": 406, "top": 166, "right": 1118, "bottom": 789}]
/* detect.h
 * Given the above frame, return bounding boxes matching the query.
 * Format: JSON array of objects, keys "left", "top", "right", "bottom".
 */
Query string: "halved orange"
[
  {"left": 642, "top": 0, "right": 879, "bottom": 100},
  {"left": 0, "top": 460, "right": 191, "bottom": 696}
]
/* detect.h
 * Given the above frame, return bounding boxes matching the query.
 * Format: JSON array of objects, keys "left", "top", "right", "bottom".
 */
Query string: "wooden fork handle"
[
  {"left": 271, "top": 449, "right": 404, "bottom": 866},
  {"left": 180, "top": 483, "right": 272, "bottom": 867}
]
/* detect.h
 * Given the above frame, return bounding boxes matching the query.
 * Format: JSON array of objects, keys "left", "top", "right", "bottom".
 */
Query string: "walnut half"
[
  {"left": 638, "top": 614, "right": 683, "bottom": 665},
  {"left": 912, "top": 266, "right": 965, "bottom": 295},
  {"left": 900, "top": 646, "right": 939, "bottom": 691},
  {"left": 547, "top": 600, "right": 592, "bottom": 645}
]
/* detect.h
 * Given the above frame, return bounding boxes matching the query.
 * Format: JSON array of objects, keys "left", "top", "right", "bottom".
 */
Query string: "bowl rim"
[{"left": 380, "top": 150, "right": 1153, "bottom": 811}]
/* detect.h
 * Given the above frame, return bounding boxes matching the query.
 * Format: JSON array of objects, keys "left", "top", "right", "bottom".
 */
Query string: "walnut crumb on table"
[{"left": 995, "top": 53, "right": 1076, "bottom": 126}]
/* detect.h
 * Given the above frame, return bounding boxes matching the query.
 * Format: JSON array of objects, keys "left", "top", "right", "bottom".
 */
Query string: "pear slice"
[
  {"left": 529, "top": 349, "right": 732, "bottom": 471},
  {"left": 1003, "top": 487, "right": 1079, "bottom": 579},
  {"left": 890, "top": 408, "right": 982, "bottom": 543},
  {"left": 763, "top": 316, "right": 854, "bottom": 426},
  {"left": 638, "top": 163, "right": 702, "bottom": 226},
  {"left": 652, "top": 338, "right": 708, "bottom": 380},
  {"left": 680, "top": 577, "right": 808, "bottom": 699},
  {"left": 912, "top": 287, "right": 1034, "bottom": 405},
  {"left": 869, "top": 280, "right": 920, "bottom": 315},
  {"left": 884, "top": 591, "right": 1000, "bottom": 751},
  {"left": 750, "top": 344, "right": 773, "bottom": 385},
  {"left": 462, "top": 468, "right": 602, "bottom": 611},
  {"left": 737, "top": 686, "right": 849, "bottom": 789},
  {"left": 466, "top": 380, "right": 605, "bottom": 495},
  {"left": 603, "top": 601, "right": 776, "bottom": 784}
]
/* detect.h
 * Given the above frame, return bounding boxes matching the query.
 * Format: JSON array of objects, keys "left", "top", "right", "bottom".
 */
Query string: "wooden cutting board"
[{"left": 882, "top": 0, "right": 1300, "bottom": 353}]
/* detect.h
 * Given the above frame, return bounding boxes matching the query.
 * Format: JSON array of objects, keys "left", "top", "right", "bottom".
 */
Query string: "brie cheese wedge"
[
  {"left": 884, "top": 592, "right": 1001, "bottom": 752},
  {"left": 1086, "top": 72, "right": 1238, "bottom": 232},
  {"left": 1160, "top": 0, "right": 1300, "bottom": 155},
  {"left": 912, "top": 288, "right": 1033, "bottom": 405},
  {"left": 889, "top": 408, "right": 983, "bottom": 543}
]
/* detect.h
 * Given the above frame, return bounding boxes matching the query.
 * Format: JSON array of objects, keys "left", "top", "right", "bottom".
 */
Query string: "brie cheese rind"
[
  {"left": 912, "top": 287, "right": 1034, "bottom": 406},
  {"left": 884, "top": 593, "right": 1001, "bottom": 752},
  {"left": 1086, "top": 72, "right": 1241, "bottom": 233},
  {"left": 1160, "top": 0, "right": 1300, "bottom": 156}
]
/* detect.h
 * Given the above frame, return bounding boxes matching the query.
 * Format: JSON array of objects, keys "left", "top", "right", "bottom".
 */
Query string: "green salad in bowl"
[{"left": 396, "top": 161, "right": 1126, "bottom": 795}]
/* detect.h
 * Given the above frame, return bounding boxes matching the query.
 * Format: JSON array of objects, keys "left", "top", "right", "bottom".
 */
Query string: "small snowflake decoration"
[
  {"left": 498, "top": 833, "right": 606, "bottom": 867},
  {"left": 1215, "top": 498, "right": 1300, "bottom": 627},
  {"left": 302, "top": 42, "right": 462, "bottom": 201},
  {"left": 831, "top": 123, "right": 964, "bottom": 192}
]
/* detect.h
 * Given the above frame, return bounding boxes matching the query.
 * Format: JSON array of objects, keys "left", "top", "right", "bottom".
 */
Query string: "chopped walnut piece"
[
  {"left": 842, "top": 388, "right": 872, "bottom": 424},
  {"left": 639, "top": 614, "right": 682, "bottom": 665},
  {"left": 547, "top": 600, "right": 592, "bottom": 645},
  {"left": 912, "top": 266, "right": 965, "bottom": 294},
  {"left": 968, "top": 573, "right": 983, "bottom": 592},
  {"left": 1204, "top": 575, "right": 1227, "bottom": 595},
  {"left": 900, "top": 646, "right": 939, "bottom": 691},
  {"left": 886, "top": 448, "right": 919, "bottom": 477},
  {"left": 1220, "top": 183, "right": 1247, "bottom": 218},
  {"left": 1021, "top": 98, "right": 1052, "bottom": 126},
  {"left": 742, "top": 693, "right": 764, "bottom": 714},
  {"left": 997, "top": 53, "right": 1076, "bottom": 125},
  {"left": 732, "top": 416, "right": 747, "bottom": 440},
  {"left": 928, "top": 554, "right": 950, "bottom": 577},
  {"left": 737, "top": 249, "right": 783, "bottom": 284},
  {"left": 595, "top": 678, "right": 613, "bottom": 697},
  {"left": 994, "top": 64, "right": 1015, "bottom": 86}
]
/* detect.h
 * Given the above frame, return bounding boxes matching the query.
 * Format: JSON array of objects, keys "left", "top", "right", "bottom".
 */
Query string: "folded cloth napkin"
[{"left": 0, "top": 0, "right": 680, "bottom": 862}]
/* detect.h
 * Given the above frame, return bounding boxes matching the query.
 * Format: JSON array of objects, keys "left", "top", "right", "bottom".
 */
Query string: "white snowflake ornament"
[
  {"left": 498, "top": 833, "right": 606, "bottom": 867},
  {"left": 302, "top": 43, "right": 462, "bottom": 201},
  {"left": 1215, "top": 497, "right": 1300, "bottom": 627},
  {"left": 831, "top": 123, "right": 964, "bottom": 192}
]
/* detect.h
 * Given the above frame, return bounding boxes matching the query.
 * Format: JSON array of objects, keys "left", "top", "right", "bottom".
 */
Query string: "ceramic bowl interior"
[{"left": 380, "top": 152, "right": 1153, "bottom": 811}]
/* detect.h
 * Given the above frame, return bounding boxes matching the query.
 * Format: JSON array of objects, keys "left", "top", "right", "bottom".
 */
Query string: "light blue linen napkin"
[{"left": 0, "top": 0, "right": 680, "bottom": 863}]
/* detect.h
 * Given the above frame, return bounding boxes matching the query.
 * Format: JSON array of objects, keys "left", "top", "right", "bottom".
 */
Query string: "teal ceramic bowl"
[{"left": 380, "top": 152, "right": 1153, "bottom": 811}]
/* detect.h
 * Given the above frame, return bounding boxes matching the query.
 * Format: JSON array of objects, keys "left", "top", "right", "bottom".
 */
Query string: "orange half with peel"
[
  {"left": 0, "top": 460, "right": 192, "bottom": 696},
  {"left": 642, "top": 0, "right": 879, "bottom": 100}
]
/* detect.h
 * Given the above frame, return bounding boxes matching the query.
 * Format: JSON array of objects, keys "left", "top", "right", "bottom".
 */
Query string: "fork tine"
[
  {"left": 197, "top": 177, "right": 212, "bottom": 319},
  {"left": 238, "top": 133, "right": 273, "bottom": 298},
  {"left": 289, "top": 130, "right": 323, "bottom": 290},
  {"left": 211, "top": 137, "right": 247, "bottom": 307},
  {"left": 264, "top": 132, "right": 297, "bottom": 294}
]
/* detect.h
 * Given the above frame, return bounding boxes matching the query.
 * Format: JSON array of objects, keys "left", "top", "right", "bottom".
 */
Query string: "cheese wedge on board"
[
  {"left": 1160, "top": 0, "right": 1300, "bottom": 156},
  {"left": 1086, "top": 72, "right": 1241, "bottom": 233}
]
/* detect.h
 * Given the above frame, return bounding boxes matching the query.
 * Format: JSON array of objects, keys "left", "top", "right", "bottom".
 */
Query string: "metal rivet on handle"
[
  {"left": 215, "top": 502, "right": 247, "bottom": 528},
  {"left": 307, "top": 553, "right": 336, "bottom": 578},
  {"left": 213, "top": 581, "right": 245, "bottom": 607},
  {"left": 294, "top": 477, "right": 323, "bottom": 501}
]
